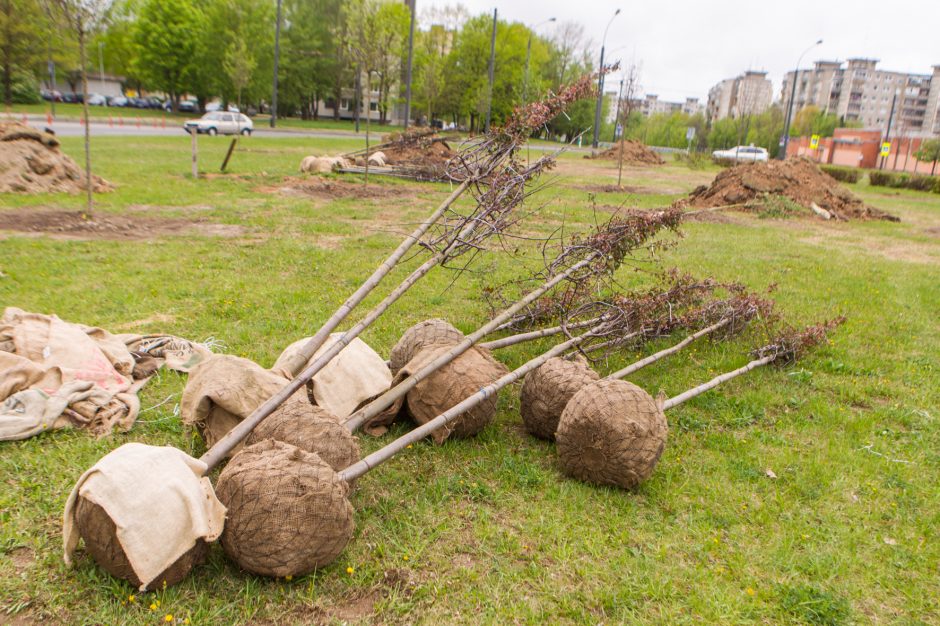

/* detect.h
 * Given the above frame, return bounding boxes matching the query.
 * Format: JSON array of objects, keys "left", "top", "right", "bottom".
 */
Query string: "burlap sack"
[
  {"left": 520, "top": 355, "right": 599, "bottom": 440},
  {"left": 363, "top": 344, "right": 508, "bottom": 443},
  {"left": 387, "top": 319, "right": 464, "bottom": 376},
  {"left": 216, "top": 439, "right": 354, "bottom": 577},
  {"left": 272, "top": 334, "right": 391, "bottom": 418},
  {"left": 555, "top": 379, "right": 668, "bottom": 489},
  {"left": 179, "top": 354, "right": 304, "bottom": 454},
  {"left": 63, "top": 443, "right": 226, "bottom": 590}
]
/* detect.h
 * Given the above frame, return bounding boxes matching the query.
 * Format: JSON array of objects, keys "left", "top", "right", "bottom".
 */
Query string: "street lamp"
[
  {"left": 403, "top": 0, "right": 416, "bottom": 129},
  {"left": 98, "top": 42, "right": 104, "bottom": 83},
  {"left": 779, "top": 38, "right": 823, "bottom": 159},
  {"left": 592, "top": 8, "right": 620, "bottom": 148},
  {"left": 522, "top": 17, "right": 556, "bottom": 109}
]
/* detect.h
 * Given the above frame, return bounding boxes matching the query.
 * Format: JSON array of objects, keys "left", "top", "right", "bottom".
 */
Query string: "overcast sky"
[{"left": 419, "top": 0, "right": 940, "bottom": 103}]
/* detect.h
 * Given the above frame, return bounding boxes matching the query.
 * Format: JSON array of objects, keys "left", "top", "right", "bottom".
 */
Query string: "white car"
[
  {"left": 205, "top": 102, "right": 240, "bottom": 113},
  {"left": 183, "top": 112, "right": 253, "bottom": 136},
  {"left": 712, "top": 146, "right": 769, "bottom": 162}
]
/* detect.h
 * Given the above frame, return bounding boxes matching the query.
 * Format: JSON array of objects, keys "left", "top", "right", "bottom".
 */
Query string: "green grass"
[{"left": 1, "top": 136, "right": 938, "bottom": 624}]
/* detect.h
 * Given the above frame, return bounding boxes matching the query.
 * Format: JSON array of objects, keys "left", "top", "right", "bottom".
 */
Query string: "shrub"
[
  {"left": 11, "top": 73, "right": 42, "bottom": 104},
  {"left": 868, "top": 171, "right": 896, "bottom": 187},
  {"left": 868, "top": 170, "right": 939, "bottom": 192},
  {"left": 820, "top": 165, "right": 860, "bottom": 184}
]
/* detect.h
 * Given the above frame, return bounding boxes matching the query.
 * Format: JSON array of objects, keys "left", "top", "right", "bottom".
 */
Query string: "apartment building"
[
  {"left": 631, "top": 94, "right": 704, "bottom": 117},
  {"left": 706, "top": 71, "right": 774, "bottom": 121},
  {"left": 781, "top": 59, "right": 940, "bottom": 137}
]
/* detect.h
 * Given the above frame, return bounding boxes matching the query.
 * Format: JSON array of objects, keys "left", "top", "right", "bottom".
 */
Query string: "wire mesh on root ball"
[
  {"left": 388, "top": 318, "right": 464, "bottom": 375},
  {"left": 520, "top": 355, "right": 600, "bottom": 440},
  {"left": 244, "top": 396, "right": 360, "bottom": 474},
  {"left": 555, "top": 379, "right": 668, "bottom": 489},
  {"left": 400, "top": 345, "right": 508, "bottom": 443},
  {"left": 215, "top": 439, "right": 355, "bottom": 578},
  {"left": 72, "top": 497, "right": 209, "bottom": 589}
]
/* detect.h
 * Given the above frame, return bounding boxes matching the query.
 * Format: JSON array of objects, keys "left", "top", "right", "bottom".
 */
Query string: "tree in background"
[
  {"left": 791, "top": 105, "right": 842, "bottom": 138},
  {"left": 133, "top": 0, "right": 203, "bottom": 111},
  {"left": 915, "top": 138, "right": 940, "bottom": 175},
  {"left": 202, "top": 0, "right": 272, "bottom": 110},
  {"left": 93, "top": 0, "right": 140, "bottom": 94},
  {"left": 280, "top": 0, "right": 340, "bottom": 120},
  {"left": 1, "top": 0, "right": 52, "bottom": 105}
]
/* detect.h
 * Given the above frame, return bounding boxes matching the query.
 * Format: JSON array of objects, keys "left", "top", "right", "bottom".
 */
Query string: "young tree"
[
  {"left": 223, "top": 36, "right": 254, "bottom": 109},
  {"left": 133, "top": 0, "right": 204, "bottom": 111},
  {"left": 280, "top": 0, "right": 340, "bottom": 120},
  {"left": 915, "top": 138, "right": 940, "bottom": 175},
  {"left": 48, "top": 0, "right": 111, "bottom": 211}
]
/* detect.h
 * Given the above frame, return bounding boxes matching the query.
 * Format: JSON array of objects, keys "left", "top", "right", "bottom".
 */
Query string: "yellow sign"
[
  {"left": 881, "top": 142, "right": 891, "bottom": 157},
  {"left": 810, "top": 134, "right": 820, "bottom": 149}
]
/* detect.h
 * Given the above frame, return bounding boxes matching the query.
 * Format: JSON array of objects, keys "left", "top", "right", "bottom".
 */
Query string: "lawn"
[{"left": 1, "top": 134, "right": 938, "bottom": 625}]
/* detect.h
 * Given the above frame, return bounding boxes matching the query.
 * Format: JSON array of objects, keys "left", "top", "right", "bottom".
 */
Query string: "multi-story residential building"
[
  {"left": 706, "top": 71, "right": 774, "bottom": 121},
  {"left": 781, "top": 59, "right": 940, "bottom": 137},
  {"left": 630, "top": 94, "right": 704, "bottom": 117}
]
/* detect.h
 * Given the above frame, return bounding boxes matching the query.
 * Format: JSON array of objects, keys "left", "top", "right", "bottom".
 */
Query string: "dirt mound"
[
  {"left": 678, "top": 158, "right": 899, "bottom": 221},
  {"left": 363, "top": 129, "right": 456, "bottom": 180},
  {"left": 586, "top": 140, "right": 665, "bottom": 165},
  {"left": 261, "top": 176, "right": 415, "bottom": 200},
  {"left": 0, "top": 209, "right": 246, "bottom": 240},
  {"left": 0, "top": 122, "right": 113, "bottom": 193}
]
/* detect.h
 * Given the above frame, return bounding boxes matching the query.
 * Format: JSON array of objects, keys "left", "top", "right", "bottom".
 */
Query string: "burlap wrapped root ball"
[
  {"left": 388, "top": 319, "right": 464, "bottom": 375},
  {"left": 215, "top": 439, "right": 354, "bottom": 578},
  {"left": 244, "top": 396, "right": 360, "bottom": 474},
  {"left": 403, "top": 345, "right": 508, "bottom": 443},
  {"left": 73, "top": 497, "right": 208, "bottom": 589},
  {"left": 555, "top": 379, "right": 668, "bottom": 489},
  {"left": 520, "top": 355, "right": 600, "bottom": 440}
]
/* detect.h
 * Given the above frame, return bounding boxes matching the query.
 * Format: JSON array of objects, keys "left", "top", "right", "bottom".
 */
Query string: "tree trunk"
[{"left": 78, "top": 24, "right": 92, "bottom": 212}]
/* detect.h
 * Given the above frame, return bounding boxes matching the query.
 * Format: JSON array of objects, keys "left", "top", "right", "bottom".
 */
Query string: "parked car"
[
  {"left": 41, "top": 89, "right": 63, "bottom": 102},
  {"left": 61, "top": 92, "right": 81, "bottom": 103},
  {"left": 87, "top": 93, "right": 107, "bottom": 106},
  {"left": 183, "top": 111, "right": 253, "bottom": 136},
  {"left": 165, "top": 99, "right": 197, "bottom": 112},
  {"left": 143, "top": 96, "right": 165, "bottom": 109},
  {"left": 205, "top": 102, "right": 240, "bottom": 113},
  {"left": 107, "top": 95, "right": 129, "bottom": 107},
  {"left": 712, "top": 145, "right": 769, "bottom": 162}
]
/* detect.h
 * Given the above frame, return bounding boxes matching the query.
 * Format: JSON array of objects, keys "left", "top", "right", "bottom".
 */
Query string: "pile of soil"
[
  {"left": 0, "top": 122, "right": 113, "bottom": 193},
  {"left": 0, "top": 209, "right": 245, "bottom": 240},
  {"left": 586, "top": 140, "right": 665, "bottom": 166},
  {"left": 678, "top": 158, "right": 899, "bottom": 222}
]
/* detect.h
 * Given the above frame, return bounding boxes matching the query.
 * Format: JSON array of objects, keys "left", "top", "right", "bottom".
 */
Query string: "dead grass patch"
[{"left": 0, "top": 209, "right": 247, "bottom": 241}]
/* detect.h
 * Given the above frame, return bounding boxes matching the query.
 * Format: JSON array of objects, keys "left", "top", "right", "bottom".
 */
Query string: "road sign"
[
  {"left": 686, "top": 127, "right": 696, "bottom": 141},
  {"left": 810, "top": 134, "right": 820, "bottom": 150},
  {"left": 880, "top": 141, "right": 891, "bottom": 157}
]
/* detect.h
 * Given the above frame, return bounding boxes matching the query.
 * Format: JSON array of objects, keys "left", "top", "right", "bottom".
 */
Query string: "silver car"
[
  {"left": 712, "top": 146, "right": 769, "bottom": 162},
  {"left": 183, "top": 111, "right": 253, "bottom": 136}
]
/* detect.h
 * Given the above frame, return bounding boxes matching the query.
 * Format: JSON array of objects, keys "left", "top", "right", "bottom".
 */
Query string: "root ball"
[
  {"left": 388, "top": 319, "right": 464, "bottom": 375},
  {"left": 73, "top": 496, "right": 208, "bottom": 589},
  {"left": 215, "top": 439, "right": 354, "bottom": 578},
  {"left": 244, "top": 396, "right": 360, "bottom": 474},
  {"left": 405, "top": 346, "right": 507, "bottom": 443},
  {"left": 555, "top": 379, "right": 667, "bottom": 489},
  {"left": 520, "top": 356, "right": 599, "bottom": 440}
]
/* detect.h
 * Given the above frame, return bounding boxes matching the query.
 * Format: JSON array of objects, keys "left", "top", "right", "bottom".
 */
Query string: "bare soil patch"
[
  {"left": 0, "top": 122, "right": 113, "bottom": 194},
  {"left": 258, "top": 176, "right": 416, "bottom": 200},
  {"left": 578, "top": 183, "right": 669, "bottom": 195},
  {"left": 584, "top": 140, "right": 665, "bottom": 165},
  {"left": 677, "top": 158, "right": 899, "bottom": 222},
  {"left": 0, "top": 209, "right": 246, "bottom": 240}
]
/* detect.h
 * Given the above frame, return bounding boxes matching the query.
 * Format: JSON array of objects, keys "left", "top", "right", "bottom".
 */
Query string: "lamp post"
[
  {"left": 592, "top": 8, "right": 620, "bottom": 148},
  {"left": 522, "top": 17, "right": 556, "bottom": 109},
  {"left": 779, "top": 38, "right": 823, "bottom": 160},
  {"left": 403, "top": 0, "right": 416, "bottom": 129},
  {"left": 97, "top": 42, "right": 104, "bottom": 83},
  {"left": 270, "top": 0, "right": 282, "bottom": 128},
  {"left": 611, "top": 77, "right": 624, "bottom": 142}
]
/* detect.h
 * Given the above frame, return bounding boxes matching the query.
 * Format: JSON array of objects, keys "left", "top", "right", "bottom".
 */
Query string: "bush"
[
  {"left": 868, "top": 170, "right": 939, "bottom": 193},
  {"left": 673, "top": 151, "right": 711, "bottom": 170},
  {"left": 11, "top": 73, "right": 42, "bottom": 104},
  {"left": 820, "top": 165, "right": 861, "bottom": 183}
]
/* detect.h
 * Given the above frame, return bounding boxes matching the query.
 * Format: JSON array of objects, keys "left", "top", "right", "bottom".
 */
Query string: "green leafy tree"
[
  {"left": 280, "top": 0, "right": 341, "bottom": 119},
  {"left": 133, "top": 0, "right": 204, "bottom": 111},
  {"left": 200, "top": 0, "right": 272, "bottom": 110},
  {"left": 791, "top": 105, "right": 841, "bottom": 138},
  {"left": 94, "top": 0, "right": 141, "bottom": 93},
  {"left": 0, "top": 0, "right": 50, "bottom": 105},
  {"left": 915, "top": 138, "right": 940, "bottom": 175}
]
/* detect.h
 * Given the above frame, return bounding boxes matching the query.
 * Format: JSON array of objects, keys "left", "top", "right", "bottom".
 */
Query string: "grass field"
[{"left": 1, "top": 134, "right": 938, "bottom": 625}]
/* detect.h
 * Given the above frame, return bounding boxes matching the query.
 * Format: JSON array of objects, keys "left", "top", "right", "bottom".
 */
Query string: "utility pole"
[
  {"left": 270, "top": 0, "right": 282, "bottom": 128},
  {"left": 592, "top": 9, "right": 620, "bottom": 148},
  {"left": 354, "top": 67, "right": 361, "bottom": 133},
  {"left": 880, "top": 88, "right": 898, "bottom": 170},
  {"left": 780, "top": 38, "right": 823, "bottom": 160},
  {"left": 403, "top": 0, "right": 416, "bottom": 129},
  {"left": 97, "top": 42, "right": 104, "bottom": 83},
  {"left": 48, "top": 59, "right": 56, "bottom": 118},
  {"left": 484, "top": 8, "right": 497, "bottom": 133}
]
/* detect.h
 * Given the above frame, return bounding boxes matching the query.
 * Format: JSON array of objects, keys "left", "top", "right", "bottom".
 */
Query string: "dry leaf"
[{"left": 765, "top": 469, "right": 777, "bottom": 479}]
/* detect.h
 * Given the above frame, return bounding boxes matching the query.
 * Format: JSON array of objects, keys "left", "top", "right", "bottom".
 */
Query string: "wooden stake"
[
  {"left": 191, "top": 129, "right": 198, "bottom": 179},
  {"left": 221, "top": 138, "right": 237, "bottom": 172}
]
